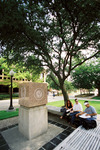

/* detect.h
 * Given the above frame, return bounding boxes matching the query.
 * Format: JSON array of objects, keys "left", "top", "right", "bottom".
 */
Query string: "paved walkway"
[{"left": 0, "top": 94, "right": 100, "bottom": 111}]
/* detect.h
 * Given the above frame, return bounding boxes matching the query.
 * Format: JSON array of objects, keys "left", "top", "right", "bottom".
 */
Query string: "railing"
[{"left": 0, "top": 75, "right": 28, "bottom": 82}]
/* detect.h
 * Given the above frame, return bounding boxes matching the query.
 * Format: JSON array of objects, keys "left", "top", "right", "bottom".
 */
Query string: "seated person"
[
  {"left": 76, "top": 101, "right": 97, "bottom": 129},
  {"left": 69, "top": 99, "right": 83, "bottom": 125},
  {"left": 60, "top": 100, "right": 73, "bottom": 119}
]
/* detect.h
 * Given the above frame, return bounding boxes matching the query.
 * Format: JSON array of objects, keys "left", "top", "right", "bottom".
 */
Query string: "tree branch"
[
  {"left": 49, "top": 73, "right": 60, "bottom": 88},
  {"left": 71, "top": 51, "right": 100, "bottom": 71}
]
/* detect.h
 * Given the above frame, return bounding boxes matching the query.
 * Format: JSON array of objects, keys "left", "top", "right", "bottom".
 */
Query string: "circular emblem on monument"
[{"left": 34, "top": 88, "right": 44, "bottom": 100}]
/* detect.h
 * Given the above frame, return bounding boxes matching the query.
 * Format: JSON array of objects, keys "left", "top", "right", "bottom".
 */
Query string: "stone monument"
[{"left": 19, "top": 82, "right": 48, "bottom": 140}]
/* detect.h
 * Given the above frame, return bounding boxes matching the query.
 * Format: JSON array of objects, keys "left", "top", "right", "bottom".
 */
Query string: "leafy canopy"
[
  {"left": 0, "top": 0, "right": 100, "bottom": 101},
  {"left": 72, "top": 58, "right": 100, "bottom": 94}
]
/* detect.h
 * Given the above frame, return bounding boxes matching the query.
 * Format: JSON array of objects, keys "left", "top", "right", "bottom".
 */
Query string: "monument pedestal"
[
  {"left": 19, "top": 82, "right": 48, "bottom": 140},
  {"left": 19, "top": 105, "right": 48, "bottom": 140}
]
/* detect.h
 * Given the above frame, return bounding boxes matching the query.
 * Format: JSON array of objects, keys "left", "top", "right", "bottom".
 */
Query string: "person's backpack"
[{"left": 82, "top": 119, "right": 97, "bottom": 130}]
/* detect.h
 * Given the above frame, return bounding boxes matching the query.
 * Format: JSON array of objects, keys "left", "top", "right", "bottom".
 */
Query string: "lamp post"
[{"left": 9, "top": 69, "right": 15, "bottom": 110}]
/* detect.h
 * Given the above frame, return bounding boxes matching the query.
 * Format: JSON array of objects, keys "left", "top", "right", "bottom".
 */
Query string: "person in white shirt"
[{"left": 70, "top": 99, "right": 83, "bottom": 125}]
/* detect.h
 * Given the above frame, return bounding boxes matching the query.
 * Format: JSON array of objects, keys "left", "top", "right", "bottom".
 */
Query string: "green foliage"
[
  {"left": 75, "top": 94, "right": 94, "bottom": 97},
  {"left": 71, "top": 59, "right": 100, "bottom": 95},
  {"left": 0, "top": 57, "right": 9, "bottom": 75},
  {"left": 46, "top": 75, "right": 60, "bottom": 90},
  {"left": 0, "top": 57, "right": 43, "bottom": 88},
  {"left": 0, "top": 0, "right": 100, "bottom": 101},
  {"left": 47, "top": 74, "right": 75, "bottom": 92},
  {"left": 24, "top": 55, "right": 44, "bottom": 82},
  {"left": 0, "top": 0, "right": 99, "bottom": 73},
  {"left": 64, "top": 80, "right": 75, "bottom": 92},
  {"left": 0, "top": 93, "right": 19, "bottom": 100},
  {"left": 92, "top": 96, "right": 100, "bottom": 100},
  {"left": 72, "top": 63, "right": 93, "bottom": 89},
  {"left": 91, "top": 59, "right": 100, "bottom": 90}
]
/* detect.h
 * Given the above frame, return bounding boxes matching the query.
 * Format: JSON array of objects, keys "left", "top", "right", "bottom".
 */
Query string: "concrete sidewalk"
[
  {"left": 0, "top": 95, "right": 100, "bottom": 111},
  {"left": 1, "top": 124, "right": 64, "bottom": 150}
]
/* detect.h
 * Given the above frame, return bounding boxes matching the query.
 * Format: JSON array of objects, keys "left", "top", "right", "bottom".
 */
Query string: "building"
[
  {"left": 0, "top": 69, "right": 28, "bottom": 93},
  {"left": 0, "top": 68, "right": 47, "bottom": 94}
]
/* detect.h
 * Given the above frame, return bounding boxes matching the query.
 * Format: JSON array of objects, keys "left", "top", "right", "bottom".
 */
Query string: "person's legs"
[
  {"left": 86, "top": 118, "right": 94, "bottom": 121},
  {"left": 79, "top": 117, "right": 97, "bottom": 129},
  {"left": 62, "top": 108, "right": 67, "bottom": 117},
  {"left": 70, "top": 112, "right": 80, "bottom": 124},
  {"left": 78, "top": 117, "right": 85, "bottom": 125},
  {"left": 79, "top": 117, "right": 94, "bottom": 124},
  {"left": 70, "top": 111, "right": 79, "bottom": 124},
  {"left": 60, "top": 108, "right": 66, "bottom": 119}
]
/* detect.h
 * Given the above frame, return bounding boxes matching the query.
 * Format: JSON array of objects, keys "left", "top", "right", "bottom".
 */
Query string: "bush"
[
  {"left": 0, "top": 93, "right": 19, "bottom": 100},
  {"left": 92, "top": 96, "right": 100, "bottom": 100},
  {"left": 75, "top": 94, "right": 94, "bottom": 97}
]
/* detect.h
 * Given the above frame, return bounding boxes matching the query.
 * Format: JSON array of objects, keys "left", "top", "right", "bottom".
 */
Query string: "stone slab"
[
  {"left": 19, "top": 105, "right": 48, "bottom": 140},
  {"left": 2, "top": 124, "right": 64, "bottom": 150},
  {"left": 0, "top": 117, "right": 18, "bottom": 130},
  {"left": 47, "top": 105, "right": 62, "bottom": 116},
  {"left": 19, "top": 82, "right": 47, "bottom": 107}
]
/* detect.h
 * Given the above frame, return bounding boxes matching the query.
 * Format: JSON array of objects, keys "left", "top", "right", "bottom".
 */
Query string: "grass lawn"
[
  {"left": 47, "top": 100, "right": 100, "bottom": 114},
  {"left": 0, "top": 108, "right": 19, "bottom": 120}
]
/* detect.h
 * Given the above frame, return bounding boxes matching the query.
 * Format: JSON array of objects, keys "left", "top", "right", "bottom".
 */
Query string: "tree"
[
  {"left": 92, "top": 59, "right": 100, "bottom": 96},
  {"left": 64, "top": 80, "right": 75, "bottom": 93},
  {"left": 0, "top": 0, "right": 100, "bottom": 104},
  {"left": 47, "top": 74, "right": 74, "bottom": 92},
  {"left": 46, "top": 75, "right": 60, "bottom": 90},
  {"left": 24, "top": 55, "right": 43, "bottom": 82},
  {"left": 72, "top": 59, "right": 100, "bottom": 96},
  {"left": 71, "top": 64, "right": 93, "bottom": 93}
]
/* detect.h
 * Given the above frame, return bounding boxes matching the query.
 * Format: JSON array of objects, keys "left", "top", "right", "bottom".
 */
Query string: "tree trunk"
[
  {"left": 61, "top": 84, "right": 69, "bottom": 105},
  {"left": 97, "top": 88, "right": 100, "bottom": 96},
  {"left": 80, "top": 89, "right": 82, "bottom": 95}
]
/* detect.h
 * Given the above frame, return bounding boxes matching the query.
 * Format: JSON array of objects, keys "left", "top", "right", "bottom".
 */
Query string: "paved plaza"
[
  {"left": 0, "top": 94, "right": 100, "bottom": 150},
  {"left": 0, "top": 114, "right": 75, "bottom": 150},
  {"left": 1, "top": 123, "right": 64, "bottom": 150}
]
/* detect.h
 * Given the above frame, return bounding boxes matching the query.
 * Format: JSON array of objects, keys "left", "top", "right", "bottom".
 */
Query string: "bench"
[
  {"left": 54, "top": 122, "right": 100, "bottom": 150},
  {"left": 47, "top": 105, "right": 80, "bottom": 126},
  {"left": 47, "top": 105, "right": 62, "bottom": 116}
]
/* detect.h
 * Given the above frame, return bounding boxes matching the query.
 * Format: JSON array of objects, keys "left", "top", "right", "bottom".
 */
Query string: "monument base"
[{"left": 19, "top": 105, "right": 48, "bottom": 140}]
